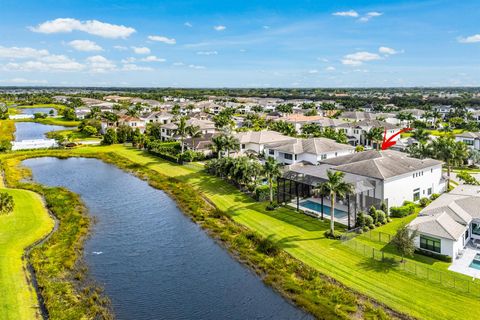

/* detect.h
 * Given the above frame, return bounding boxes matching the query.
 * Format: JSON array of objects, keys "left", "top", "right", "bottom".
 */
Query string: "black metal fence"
[{"left": 341, "top": 231, "right": 480, "bottom": 297}]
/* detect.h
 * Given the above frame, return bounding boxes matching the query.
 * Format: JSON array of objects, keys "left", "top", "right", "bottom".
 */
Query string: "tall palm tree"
[
  {"left": 223, "top": 135, "right": 240, "bottom": 157},
  {"left": 431, "top": 110, "right": 442, "bottom": 128},
  {"left": 263, "top": 157, "right": 281, "bottom": 204},
  {"left": 366, "top": 127, "right": 384, "bottom": 150},
  {"left": 412, "top": 128, "right": 429, "bottom": 144},
  {"left": 175, "top": 117, "right": 189, "bottom": 153},
  {"left": 188, "top": 125, "right": 202, "bottom": 151},
  {"left": 431, "top": 137, "right": 468, "bottom": 189},
  {"left": 211, "top": 135, "right": 227, "bottom": 158},
  {"left": 314, "top": 171, "right": 354, "bottom": 234}
]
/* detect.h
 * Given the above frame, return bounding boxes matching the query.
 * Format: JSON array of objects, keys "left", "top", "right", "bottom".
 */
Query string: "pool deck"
[
  {"left": 288, "top": 197, "right": 350, "bottom": 226},
  {"left": 449, "top": 246, "right": 480, "bottom": 278}
]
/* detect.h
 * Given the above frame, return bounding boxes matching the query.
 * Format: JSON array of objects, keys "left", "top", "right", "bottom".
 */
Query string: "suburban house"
[
  {"left": 340, "top": 112, "right": 398, "bottom": 124},
  {"left": 408, "top": 185, "right": 480, "bottom": 268},
  {"left": 234, "top": 130, "right": 294, "bottom": 155},
  {"left": 117, "top": 116, "right": 146, "bottom": 133},
  {"left": 184, "top": 133, "right": 220, "bottom": 156},
  {"left": 264, "top": 137, "right": 355, "bottom": 165},
  {"left": 455, "top": 132, "right": 480, "bottom": 150},
  {"left": 278, "top": 150, "right": 445, "bottom": 228},
  {"left": 141, "top": 111, "right": 173, "bottom": 124},
  {"left": 160, "top": 118, "right": 216, "bottom": 141},
  {"left": 337, "top": 120, "right": 401, "bottom": 147}
]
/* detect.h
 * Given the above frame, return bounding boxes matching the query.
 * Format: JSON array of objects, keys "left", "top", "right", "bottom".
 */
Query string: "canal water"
[
  {"left": 19, "top": 107, "right": 57, "bottom": 116},
  {"left": 14, "top": 122, "right": 69, "bottom": 141},
  {"left": 23, "top": 157, "right": 311, "bottom": 320}
]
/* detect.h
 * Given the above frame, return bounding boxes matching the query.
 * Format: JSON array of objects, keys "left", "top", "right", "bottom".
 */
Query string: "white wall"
[
  {"left": 383, "top": 165, "right": 444, "bottom": 207},
  {"left": 264, "top": 148, "right": 354, "bottom": 165},
  {"left": 413, "top": 233, "right": 463, "bottom": 258}
]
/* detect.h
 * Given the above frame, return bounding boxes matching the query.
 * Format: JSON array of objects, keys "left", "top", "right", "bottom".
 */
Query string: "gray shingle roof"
[
  {"left": 321, "top": 150, "right": 442, "bottom": 180},
  {"left": 234, "top": 130, "right": 294, "bottom": 144},
  {"left": 266, "top": 138, "right": 354, "bottom": 155}
]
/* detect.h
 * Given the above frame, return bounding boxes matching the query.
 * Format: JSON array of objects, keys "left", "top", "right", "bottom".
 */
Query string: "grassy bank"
[
  {"left": 0, "top": 119, "right": 15, "bottom": 141},
  {"left": 0, "top": 188, "right": 54, "bottom": 320},
  {"left": 1, "top": 149, "right": 398, "bottom": 320},
  {"left": 1, "top": 156, "right": 112, "bottom": 320},
  {"left": 15, "top": 117, "right": 80, "bottom": 127}
]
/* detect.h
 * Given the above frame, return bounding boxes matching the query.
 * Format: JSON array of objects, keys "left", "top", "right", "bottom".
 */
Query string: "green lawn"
[
  {"left": 0, "top": 188, "right": 54, "bottom": 320},
  {"left": 71, "top": 145, "right": 478, "bottom": 320}
]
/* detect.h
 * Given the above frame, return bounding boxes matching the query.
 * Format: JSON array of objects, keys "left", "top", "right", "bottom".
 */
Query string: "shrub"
[
  {"left": 179, "top": 150, "right": 205, "bottom": 162},
  {"left": 355, "top": 211, "right": 366, "bottom": 228},
  {"left": 376, "top": 210, "right": 386, "bottom": 224},
  {"left": 369, "top": 206, "right": 378, "bottom": 224},
  {"left": 419, "top": 197, "right": 431, "bottom": 208},
  {"left": 324, "top": 229, "right": 343, "bottom": 240},
  {"left": 266, "top": 202, "right": 278, "bottom": 211},
  {"left": 364, "top": 214, "right": 374, "bottom": 226},
  {"left": 255, "top": 184, "right": 277, "bottom": 202},
  {"left": 256, "top": 237, "right": 280, "bottom": 256},
  {"left": 430, "top": 193, "right": 440, "bottom": 201},
  {"left": 390, "top": 202, "right": 416, "bottom": 218},
  {"left": 415, "top": 248, "right": 452, "bottom": 262},
  {"left": 362, "top": 226, "right": 370, "bottom": 232},
  {"left": 380, "top": 201, "right": 388, "bottom": 215}
]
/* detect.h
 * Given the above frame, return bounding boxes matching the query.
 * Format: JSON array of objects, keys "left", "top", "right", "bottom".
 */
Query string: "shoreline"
[{"left": 1, "top": 148, "right": 409, "bottom": 320}]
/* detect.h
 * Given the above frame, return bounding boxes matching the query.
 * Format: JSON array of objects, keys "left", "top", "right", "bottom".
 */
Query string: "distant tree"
[
  {"left": 366, "top": 127, "right": 384, "bottom": 150},
  {"left": 276, "top": 103, "right": 294, "bottom": 114},
  {"left": 457, "top": 171, "right": 480, "bottom": 185},
  {"left": 411, "top": 128, "right": 429, "bottom": 144},
  {"left": 175, "top": 117, "right": 189, "bottom": 153},
  {"left": 211, "top": 135, "right": 227, "bottom": 158},
  {"left": 270, "top": 120, "right": 296, "bottom": 136},
  {"left": 392, "top": 225, "right": 417, "bottom": 262},
  {"left": 117, "top": 124, "right": 133, "bottom": 143},
  {"left": 102, "top": 128, "right": 117, "bottom": 145},
  {"left": 62, "top": 107, "right": 76, "bottom": 121},
  {"left": 82, "top": 125, "right": 97, "bottom": 137},
  {"left": 0, "top": 140, "right": 12, "bottom": 152},
  {"left": 223, "top": 135, "right": 240, "bottom": 157},
  {"left": 355, "top": 145, "right": 364, "bottom": 153},
  {"left": 188, "top": 125, "right": 202, "bottom": 151},
  {"left": 431, "top": 137, "right": 469, "bottom": 189},
  {"left": 0, "top": 192, "right": 14, "bottom": 215},
  {"left": 0, "top": 105, "right": 8, "bottom": 120}
]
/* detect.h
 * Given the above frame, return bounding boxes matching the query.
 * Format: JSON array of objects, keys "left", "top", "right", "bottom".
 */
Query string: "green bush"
[
  {"left": 355, "top": 211, "right": 366, "bottom": 228},
  {"left": 419, "top": 197, "right": 431, "bottom": 207},
  {"left": 256, "top": 237, "right": 280, "bottom": 256},
  {"left": 369, "top": 206, "right": 378, "bottom": 224},
  {"left": 376, "top": 210, "right": 386, "bottom": 224},
  {"left": 255, "top": 184, "right": 277, "bottom": 202},
  {"left": 179, "top": 150, "right": 205, "bottom": 162},
  {"left": 362, "top": 226, "right": 370, "bottom": 232},
  {"left": 430, "top": 193, "right": 440, "bottom": 201},
  {"left": 415, "top": 248, "right": 452, "bottom": 262},
  {"left": 266, "top": 202, "right": 278, "bottom": 211},
  {"left": 364, "top": 215, "right": 374, "bottom": 226},
  {"left": 390, "top": 202, "right": 416, "bottom": 218}
]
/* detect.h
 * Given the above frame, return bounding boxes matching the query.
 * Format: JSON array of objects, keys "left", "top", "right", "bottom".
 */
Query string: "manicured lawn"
[
  {"left": 15, "top": 118, "right": 80, "bottom": 127},
  {"left": 78, "top": 145, "right": 479, "bottom": 320},
  {"left": 0, "top": 188, "right": 54, "bottom": 320},
  {"left": 0, "top": 120, "right": 15, "bottom": 141}
]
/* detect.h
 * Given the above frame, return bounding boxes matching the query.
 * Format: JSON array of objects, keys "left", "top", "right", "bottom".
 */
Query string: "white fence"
[{"left": 9, "top": 114, "right": 34, "bottom": 120}]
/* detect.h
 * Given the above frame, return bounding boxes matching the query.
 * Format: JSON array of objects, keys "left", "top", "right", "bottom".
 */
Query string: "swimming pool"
[
  {"left": 469, "top": 253, "right": 480, "bottom": 270},
  {"left": 299, "top": 200, "right": 348, "bottom": 219}
]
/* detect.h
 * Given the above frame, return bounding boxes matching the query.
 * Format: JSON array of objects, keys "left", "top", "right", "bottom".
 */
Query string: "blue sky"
[{"left": 0, "top": 0, "right": 479, "bottom": 87}]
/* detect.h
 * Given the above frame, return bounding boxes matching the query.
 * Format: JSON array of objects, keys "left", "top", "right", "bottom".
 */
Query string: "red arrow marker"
[{"left": 381, "top": 127, "right": 412, "bottom": 150}]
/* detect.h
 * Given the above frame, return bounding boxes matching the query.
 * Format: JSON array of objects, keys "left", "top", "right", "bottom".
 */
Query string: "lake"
[
  {"left": 19, "top": 107, "right": 57, "bottom": 116},
  {"left": 14, "top": 122, "right": 69, "bottom": 141},
  {"left": 23, "top": 157, "right": 311, "bottom": 320}
]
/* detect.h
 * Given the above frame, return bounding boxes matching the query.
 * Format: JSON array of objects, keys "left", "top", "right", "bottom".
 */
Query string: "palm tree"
[
  {"left": 188, "top": 125, "right": 202, "bottom": 151},
  {"left": 412, "top": 128, "right": 429, "bottom": 144},
  {"left": 431, "top": 137, "right": 468, "bottom": 189},
  {"left": 263, "top": 157, "right": 281, "bottom": 204},
  {"left": 313, "top": 171, "right": 354, "bottom": 234},
  {"left": 223, "top": 135, "right": 240, "bottom": 157},
  {"left": 431, "top": 110, "right": 442, "bottom": 128},
  {"left": 211, "top": 135, "right": 227, "bottom": 158},
  {"left": 175, "top": 117, "right": 189, "bottom": 153},
  {"left": 366, "top": 127, "right": 384, "bottom": 150}
]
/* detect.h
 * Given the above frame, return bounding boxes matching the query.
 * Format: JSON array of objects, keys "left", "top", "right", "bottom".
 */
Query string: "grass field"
[
  {"left": 0, "top": 120, "right": 15, "bottom": 142},
  {"left": 0, "top": 188, "right": 54, "bottom": 320},
  {"left": 5, "top": 145, "right": 480, "bottom": 319}
]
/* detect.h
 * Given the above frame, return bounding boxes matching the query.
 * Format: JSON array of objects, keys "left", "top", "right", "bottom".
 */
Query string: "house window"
[
  {"left": 268, "top": 149, "right": 274, "bottom": 155},
  {"left": 427, "top": 187, "right": 432, "bottom": 195},
  {"left": 242, "top": 144, "right": 246, "bottom": 150},
  {"left": 472, "top": 223, "right": 480, "bottom": 236},
  {"left": 413, "top": 188, "right": 420, "bottom": 201},
  {"left": 294, "top": 155, "right": 298, "bottom": 160},
  {"left": 420, "top": 235, "right": 441, "bottom": 253},
  {"left": 464, "top": 140, "right": 474, "bottom": 146},
  {"left": 284, "top": 153, "right": 293, "bottom": 160},
  {"left": 321, "top": 154, "right": 327, "bottom": 160}
]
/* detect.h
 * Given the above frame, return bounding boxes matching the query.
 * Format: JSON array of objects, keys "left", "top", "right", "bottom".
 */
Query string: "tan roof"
[
  {"left": 266, "top": 138, "right": 354, "bottom": 155},
  {"left": 278, "top": 114, "right": 324, "bottom": 123},
  {"left": 234, "top": 130, "right": 294, "bottom": 144}
]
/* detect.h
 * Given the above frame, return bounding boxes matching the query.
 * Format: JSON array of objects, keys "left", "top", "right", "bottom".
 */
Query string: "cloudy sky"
[{"left": 0, "top": 0, "right": 479, "bottom": 87}]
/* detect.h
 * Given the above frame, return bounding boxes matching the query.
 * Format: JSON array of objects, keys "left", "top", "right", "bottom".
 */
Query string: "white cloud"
[
  {"left": 1, "top": 54, "right": 85, "bottom": 72},
  {"left": 263, "top": 25, "right": 270, "bottom": 29},
  {"left": 121, "top": 57, "right": 137, "bottom": 63},
  {"left": 0, "top": 78, "right": 48, "bottom": 84},
  {"left": 308, "top": 69, "right": 318, "bottom": 74},
  {"left": 213, "top": 25, "right": 226, "bottom": 31},
  {"left": 30, "top": 18, "right": 135, "bottom": 39},
  {"left": 358, "top": 11, "right": 383, "bottom": 22},
  {"left": 342, "top": 51, "right": 381, "bottom": 66},
  {"left": 86, "top": 55, "right": 116, "bottom": 73},
  {"left": 68, "top": 40, "right": 103, "bottom": 52},
  {"left": 141, "top": 55, "right": 166, "bottom": 62},
  {"left": 172, "top": 62, "right": 184, "bottom": 66},
  {"left": 121, "top": 64, "right": 153, "bottom": 71},
  {"left": 325, "top": 66, "right": 335, "bottom": 71},
  {"left": 458, "top": 34, "right": 480, "bottom": 43},
  {"left": 184, "top": 22, "right": 192, "bottom": 27},
  {"left": 148, "top": 35, "right": 176, "bottom": 44},
  {"left": 0, "top": 46, "right": 49, "bottom": 59},
  {"left": 379, "top": 46, "right": 400, "bottom": 55},
  {"left": 196, "top": 51, "right": 218, "bottom": 55},
  {"left": 132, "top": 46, "right": 151, "bottom": 54},
  {"left": 332, "top": 10, "right": 359, "bottom": 17},
  {"left": 113, "top": 45, "right": 128, "bottom": 51},
  {"left": 188, "top": 64, "right": 206, "bottom": 69}
]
